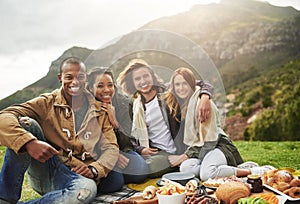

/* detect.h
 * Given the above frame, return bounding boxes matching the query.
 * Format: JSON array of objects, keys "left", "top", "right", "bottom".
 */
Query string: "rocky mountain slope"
[{"left": 141, "top": 0, "right": 300, "bottom": 87}]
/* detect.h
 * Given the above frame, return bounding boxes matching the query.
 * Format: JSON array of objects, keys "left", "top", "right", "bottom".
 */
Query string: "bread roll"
[
  {"left": 277, "top": 182, "right": 290, "bottom": 192},
  {"left": 185, "top": 179, "right": 198, "bottom": 194},
  {"left": 274, "top": 170, "right": 293, "bottom": 183},
  {"left": 290, "top": 179, "right": 300, "bottom": 187},
  {"left": 142, "top": 185, "right": 157, "bottom": 200},
  {"left": 216, "top": 182, "right": 250, "bottom": 204}
]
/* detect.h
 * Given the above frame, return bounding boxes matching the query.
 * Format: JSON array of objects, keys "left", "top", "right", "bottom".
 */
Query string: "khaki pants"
[{"left": 145, "top": 150, "right": 178, "bottom": 178}]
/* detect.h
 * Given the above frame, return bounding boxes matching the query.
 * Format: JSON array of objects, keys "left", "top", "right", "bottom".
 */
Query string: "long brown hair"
[
  {"left": 165, "top": 67, "right": 196, "bottom": 121},
  {"left": 117, "top": 59, "right": 163, "bottom": 98}
]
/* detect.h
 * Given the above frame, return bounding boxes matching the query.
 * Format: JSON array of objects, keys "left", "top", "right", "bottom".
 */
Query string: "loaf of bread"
[{"left": 215, "top": 182, "right": 250, "bottom": 204}]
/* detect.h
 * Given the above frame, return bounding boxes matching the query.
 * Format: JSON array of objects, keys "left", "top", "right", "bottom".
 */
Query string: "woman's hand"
[
  {"left": 168, "top": 154, "right": 189, "bottom": 167},
  {"left": 117, "top": 153, "right": 130, "bottom": 169},
  {"left": 141, "top": 148, "right": 158, "bottom": 157},
  {"left": 198, "top": 94, "right": 211, "bottom": 123},
  {"left": 101, "top": 102, "right": 119, "bottom": 129}
]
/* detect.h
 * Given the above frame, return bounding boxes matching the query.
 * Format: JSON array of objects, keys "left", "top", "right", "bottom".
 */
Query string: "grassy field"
[{"left": 0, "top": 141, "right": 300, "bottom": 201}]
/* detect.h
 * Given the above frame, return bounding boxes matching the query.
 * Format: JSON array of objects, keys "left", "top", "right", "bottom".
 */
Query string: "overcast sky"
[{"left": 0, "top": 0, "right": 299, "bottom": 100}]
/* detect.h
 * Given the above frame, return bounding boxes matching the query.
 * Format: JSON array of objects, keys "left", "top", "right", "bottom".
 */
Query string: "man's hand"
[
  {"left": 117, "top": 153, "right": 130, "bottom": 169},
  {"left": 197, "top": 94, "right": 211, "bottom": 123},
  {"left": 24, "top": 140, "right": 59, "bottom": 163},
  {"left": 168, "top": 154, "right": 189, "bottom": 167},
  {"left": 71, "top": 164, "right": 94, "bottom": 179},
  {"left": 141, "top": 148, "right": 158, "bottom": 157}
]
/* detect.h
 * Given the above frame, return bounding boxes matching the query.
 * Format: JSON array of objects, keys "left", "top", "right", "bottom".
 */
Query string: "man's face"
[
  {"left": 132, "top": 67, "right": 154, "bottom": 94},
  {"left": 58, "top": 63, "right": 86, "bottom": 98}
]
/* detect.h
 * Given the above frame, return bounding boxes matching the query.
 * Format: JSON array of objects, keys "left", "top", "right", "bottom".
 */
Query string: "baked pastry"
[
  {"left": 185, "top": 179, "right": 198, "bottom": 195},
  {"left": 277, "top": 181, "right": 290, "bottom": 192},
  {"left": 290, "top": 179, "right": 300, "bottom": 187},
  {"left": 262, "top": 169, "right": 300, "bottom": 198},
  {"left": 273, "top": 170, "right": 294, "bottom": 183},
  {"left": 216, "top": 182, "right": 250, "bottom": 204},
  {"left": 283, "top": 187, "right": 300, "bottom": 198},
  {"left": 142, "top": 185, "right": 157, "bottom": 200}
]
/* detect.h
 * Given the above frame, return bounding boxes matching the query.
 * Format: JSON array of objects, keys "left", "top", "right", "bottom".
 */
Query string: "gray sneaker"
[
  {"left": 237, "top": 161, "right": 259, "bottom": 169},
  {"left": 250, "top": 165, "right": 276, "bottom": 175}
]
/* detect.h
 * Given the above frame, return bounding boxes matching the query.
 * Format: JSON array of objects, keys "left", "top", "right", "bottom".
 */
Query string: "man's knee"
[
  {"left": 75, "top": 178, "right": 97, "bottom": 203},
  {"left": 19, "top": 117, "right": 45, "bottom": 141},
  {"left": 19, "top": 116, "right": 35, "bottom": 128}
]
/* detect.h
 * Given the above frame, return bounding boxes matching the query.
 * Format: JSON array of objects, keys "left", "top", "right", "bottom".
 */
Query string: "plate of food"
[
  {"left": 157, "top": 172, "right": 195, "bottom": 186},
  {"left": 262, "top": 169, "right": 300, "bottom": 200},
  {"left": 263, "top": 184, "right": 300, "bottom": 201},
  {"left": 202, "top": 175, "right": 245, "bottom": 189}
]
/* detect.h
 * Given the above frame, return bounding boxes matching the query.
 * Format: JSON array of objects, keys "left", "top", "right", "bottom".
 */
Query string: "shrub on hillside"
[{"left": 244, "top": 83, "right": 300, "bottom": 141}]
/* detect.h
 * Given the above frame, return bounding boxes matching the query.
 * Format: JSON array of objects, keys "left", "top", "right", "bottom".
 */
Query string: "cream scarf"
[
  {"left": 131, "top": 94, "right": 150, "bottom": 147},
  {"left": 184, "top": 87, "right": 225, "bottom": 147}
]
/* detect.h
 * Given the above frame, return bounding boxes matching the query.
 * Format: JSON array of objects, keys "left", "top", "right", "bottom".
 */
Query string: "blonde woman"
[{"left": 167, "top": 67, "right": 274, "bottom": 181}]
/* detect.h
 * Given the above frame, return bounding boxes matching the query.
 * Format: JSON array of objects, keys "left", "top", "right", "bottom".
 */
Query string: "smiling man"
[{"left": 0, "top": 57, "right": 119, "bottom": 204}]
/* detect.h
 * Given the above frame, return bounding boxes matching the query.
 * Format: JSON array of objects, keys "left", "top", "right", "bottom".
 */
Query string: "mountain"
[
  {"left": 1, "top": 0, "right": 300, "bottom": 140},
  {"left": 141, "top": 0, "right": 300, "bottom": 87}
]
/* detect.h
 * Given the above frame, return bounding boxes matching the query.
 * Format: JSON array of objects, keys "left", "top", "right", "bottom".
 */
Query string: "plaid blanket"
[{"left": 92, "top": 186, "right": 140, "bottom": 204}]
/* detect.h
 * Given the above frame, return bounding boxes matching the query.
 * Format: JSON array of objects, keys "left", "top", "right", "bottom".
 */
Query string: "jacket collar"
[{"left": 54, "top": 87, "right": 102, "bottom": 115}]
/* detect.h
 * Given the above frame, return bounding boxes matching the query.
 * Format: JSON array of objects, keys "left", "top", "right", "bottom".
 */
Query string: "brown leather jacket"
[{"left": 0, "top": 87, "right": 119, "bottom": 183}]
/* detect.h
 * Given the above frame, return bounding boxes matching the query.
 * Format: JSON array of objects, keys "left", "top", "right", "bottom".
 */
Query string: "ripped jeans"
[{"left": 0, "top": 118, "right": 97, "bottom": 204}]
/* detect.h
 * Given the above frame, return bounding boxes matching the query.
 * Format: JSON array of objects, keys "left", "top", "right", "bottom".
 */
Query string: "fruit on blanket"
[
  {"left": 238, "top": 197, "right": 268, "bottom": 204},
  {"left": 250, "top": 193, "right": 278, "bottom": 204},
  {"left": 156, "top": 178, "right": 185, "bottom": 195}
]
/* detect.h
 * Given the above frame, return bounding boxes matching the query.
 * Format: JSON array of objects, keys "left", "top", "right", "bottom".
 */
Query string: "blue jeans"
[
  {"left": 97, "top": 150, "right": 149, "bottom": 194},
  {"left": 121, "top": 150, "right": 149, "bottom": 184},
  {"left": 0, "top": 118, "right": 97, "bottom": 204}
]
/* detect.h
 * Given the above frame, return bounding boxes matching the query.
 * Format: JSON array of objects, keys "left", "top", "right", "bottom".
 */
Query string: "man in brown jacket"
[{"left": 0, "top": 57, "right": 119, "bottom": 204}]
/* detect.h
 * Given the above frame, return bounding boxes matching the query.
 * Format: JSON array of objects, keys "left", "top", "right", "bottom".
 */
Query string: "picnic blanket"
[
  {"left": 92, "top": 185, "right": 138, "bottom": 204},
  {"left": 92, "top": 178, "right": 159, "bottom": 203}
]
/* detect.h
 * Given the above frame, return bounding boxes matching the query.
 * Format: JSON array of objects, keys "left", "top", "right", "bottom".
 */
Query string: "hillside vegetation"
[{"left": 225, "top": 56, "right": 300, "bottom": 141}]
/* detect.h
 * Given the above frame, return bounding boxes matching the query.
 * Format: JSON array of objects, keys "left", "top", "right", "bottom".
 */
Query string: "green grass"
[
  {"left": 233, "top": 141, "right": 300, "bottom": 169},
  {"left": 1, "top": 141, "right": 300, "bottom": 201}
]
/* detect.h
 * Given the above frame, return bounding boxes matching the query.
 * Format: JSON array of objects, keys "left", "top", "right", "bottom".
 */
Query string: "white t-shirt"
[{"left": 144, "top": 96, "right": 176, "bottom": 154}]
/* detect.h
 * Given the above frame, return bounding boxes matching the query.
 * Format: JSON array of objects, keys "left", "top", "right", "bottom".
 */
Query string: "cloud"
[
  {"left": 1, "top": 0, "right": 212, "bottom": 99},
  {"left": 0, "top": 0, "right": 221, "bottom": 56}
]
